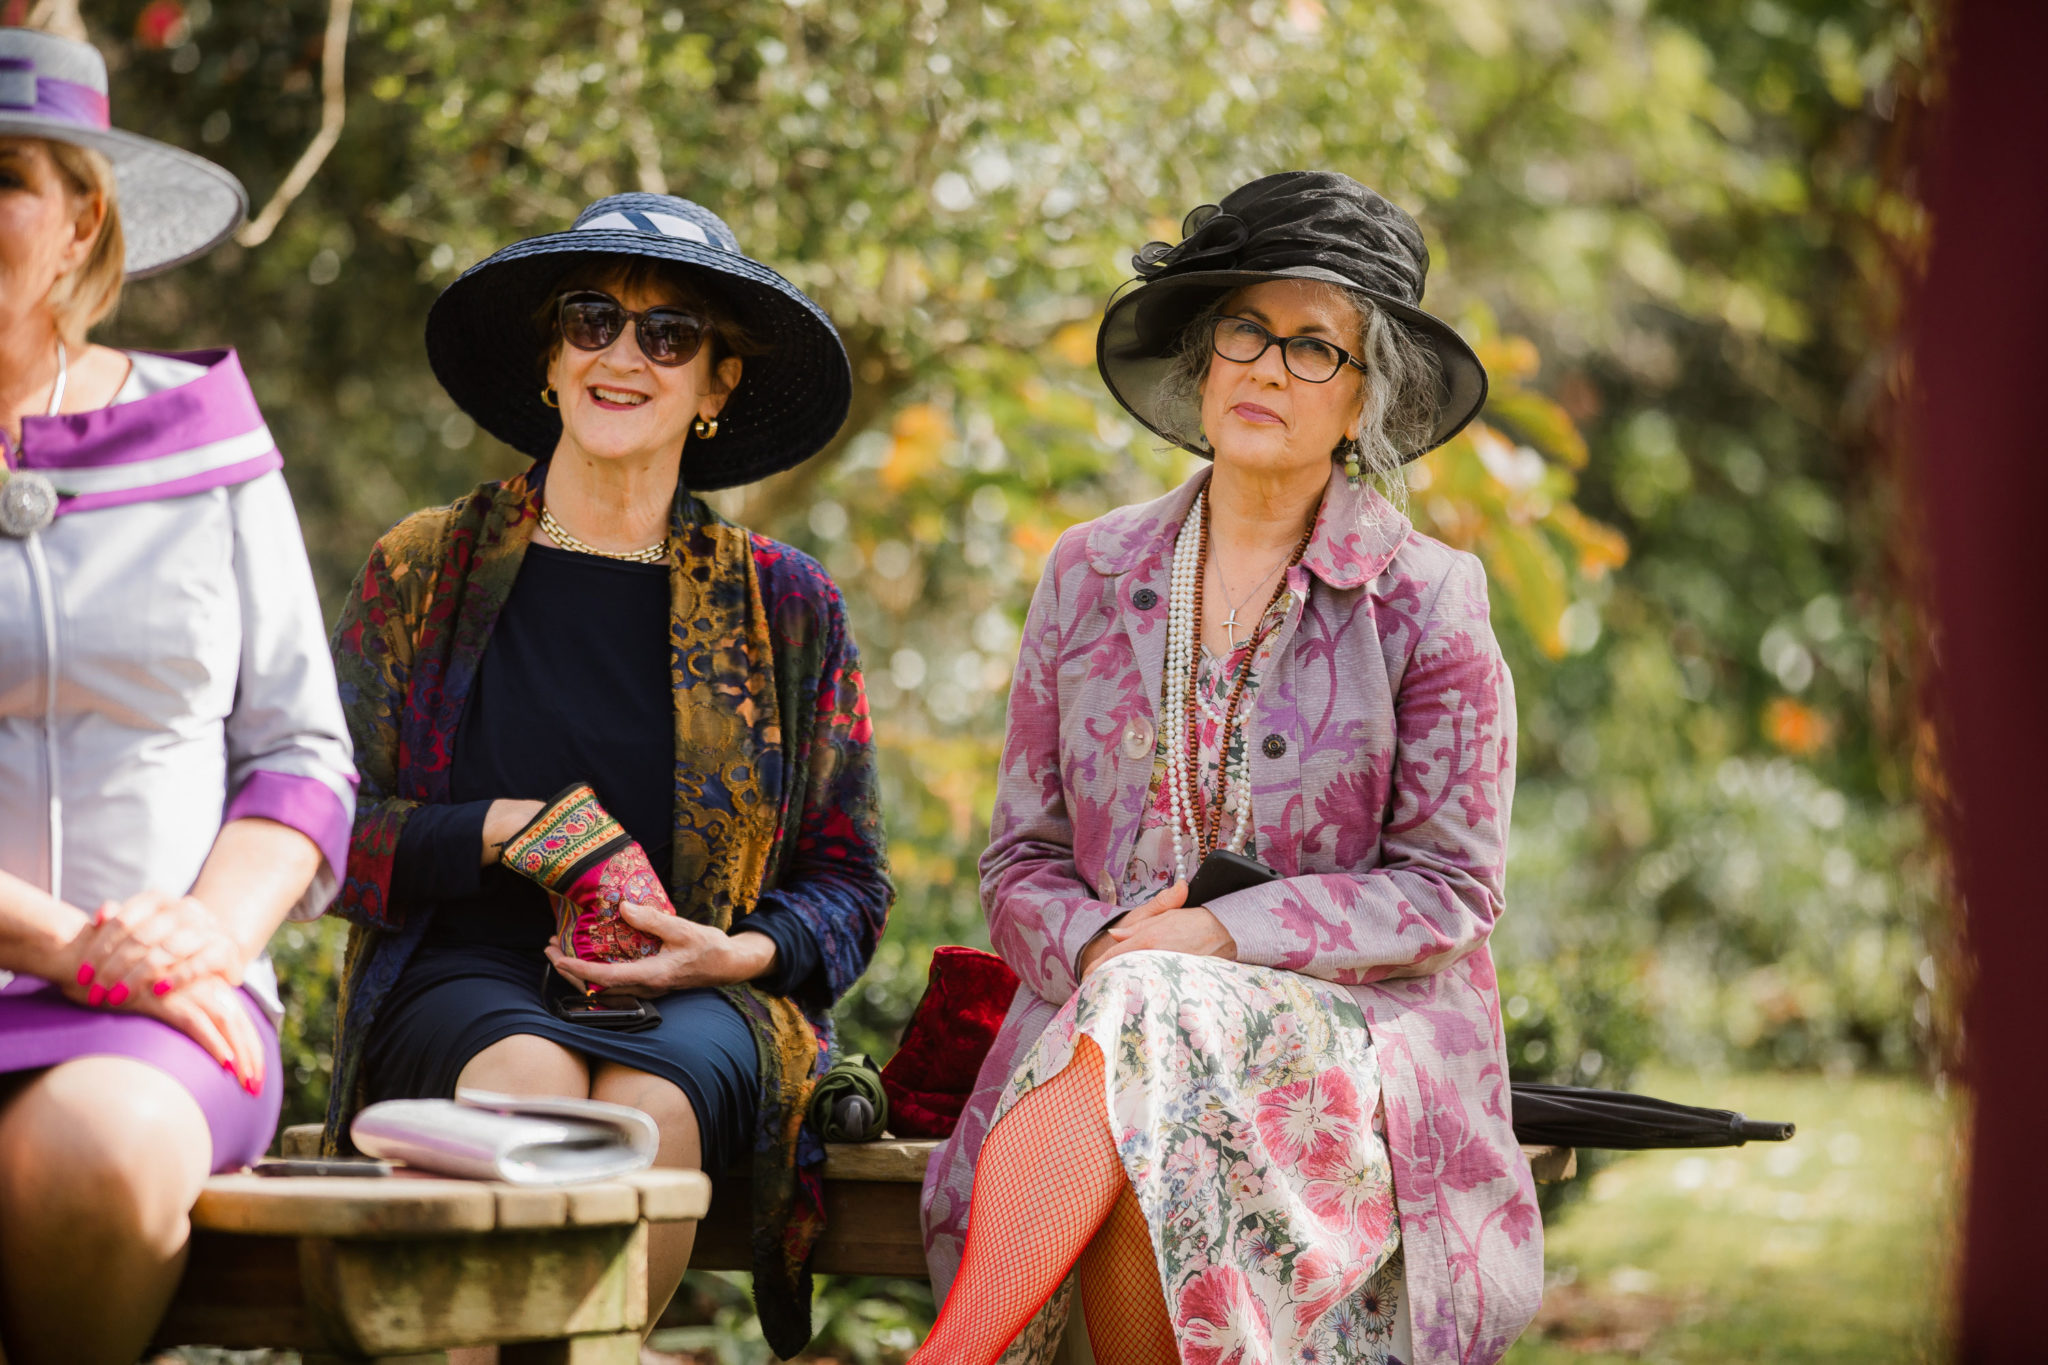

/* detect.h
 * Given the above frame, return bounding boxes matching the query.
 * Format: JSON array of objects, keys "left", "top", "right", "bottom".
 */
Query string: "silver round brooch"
[{"left": 0, "top": 471, "right": 60, "bottom": 538}]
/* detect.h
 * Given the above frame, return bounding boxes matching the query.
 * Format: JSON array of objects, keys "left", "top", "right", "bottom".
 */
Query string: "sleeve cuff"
[
  {"left": 224, "top": 769, "right": 352, "bottom": 886},
  {"left": 1055, "top": 897, "right": 1129, "bottom": 996},
  {"left": 1203, "top": 881, "right": 1301, "bottom": 971},
  {"left": 736, "top": 898, "right": 825, "bottom": 999},
  {"left": 391, "top": 800, "right": 495, "bottom": 907}
]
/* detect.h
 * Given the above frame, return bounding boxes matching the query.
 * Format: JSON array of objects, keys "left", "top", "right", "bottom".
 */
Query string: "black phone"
[
  {"left": 1185, "top": 848, "right": 1281, "bottom": 905},
  {"left": 541, "top": 968, "right": 663, "bottom": 1032},
  {"left": 253, "top": 1157, "right": 392, "bottom": 1178}
]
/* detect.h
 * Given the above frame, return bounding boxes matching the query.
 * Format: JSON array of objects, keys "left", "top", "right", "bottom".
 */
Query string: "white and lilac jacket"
[
  {"left": 923, "top": 465, "right": 1542, "bottom": 1364},
  {"left": 0, "top": 350, "right": 356, "bottom": 1012}
]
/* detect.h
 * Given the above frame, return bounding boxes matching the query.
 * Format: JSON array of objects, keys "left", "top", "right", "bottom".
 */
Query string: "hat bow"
[{"left": 1132, "top": 204, "right": 1250, "bottom": 279}]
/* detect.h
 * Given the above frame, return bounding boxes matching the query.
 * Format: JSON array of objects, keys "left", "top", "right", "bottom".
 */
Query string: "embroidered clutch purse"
[{"left": 500, "top": 783, "right": 674, "bottom": 981}]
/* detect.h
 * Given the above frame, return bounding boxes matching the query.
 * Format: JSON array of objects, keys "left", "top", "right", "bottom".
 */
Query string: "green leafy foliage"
[{"left": 79, "top": 0, "right": 1932, "bottom": 1234}]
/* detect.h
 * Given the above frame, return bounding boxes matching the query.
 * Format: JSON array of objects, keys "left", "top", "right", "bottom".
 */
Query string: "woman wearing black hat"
[
  {"left": 323, "top": 193, "right": 891, "bottom": 1357},
  {"left": 914, "top": 173, "right": 1538, "bottom": 1365}
]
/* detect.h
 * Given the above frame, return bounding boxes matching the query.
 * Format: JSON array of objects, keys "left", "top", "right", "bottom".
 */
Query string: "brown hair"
[
  {"left": 532, "top": 257, "right": 766, "bottom": 384},
  {"left": 40, "top": 139, "right": 125, "bottom": 346}
]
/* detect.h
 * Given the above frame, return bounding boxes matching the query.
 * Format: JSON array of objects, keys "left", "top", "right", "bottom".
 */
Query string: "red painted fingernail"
[
  {"left": 222, "top": 1058, "right": 235, "bottom": 1073},
  {"left": 107, "top": 982, "right": 129, "bottom": 1006},
  {"left": 76, "top": 961, "right": 94, "bottom": 985},
  {"left": 88, "top": 984, "right": 106, "bottom": 1006},
  {"left": 245, "top": 1077, "right": 260, "bottom": 1095},
  {"left": 153, "top": 978, "right": 171, "bottom": 996}
]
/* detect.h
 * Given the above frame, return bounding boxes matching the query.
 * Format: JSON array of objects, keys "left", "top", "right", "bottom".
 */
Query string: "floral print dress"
[{"left": 993, "top": 590, "right": 1412, "bottom": 1365}]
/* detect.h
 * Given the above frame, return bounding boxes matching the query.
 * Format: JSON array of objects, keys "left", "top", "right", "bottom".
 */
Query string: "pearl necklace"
[
  {"left": 1159, "top": 489, "right": 1315, "bottom": 880},
  {"left": 538, "top": 501, "right": 668, "bottom": 563}
]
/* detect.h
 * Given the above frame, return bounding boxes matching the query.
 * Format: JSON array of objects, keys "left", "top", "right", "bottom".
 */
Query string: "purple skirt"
[{"left": 0, "top": 975, "right": 283, "bottom": 1172}]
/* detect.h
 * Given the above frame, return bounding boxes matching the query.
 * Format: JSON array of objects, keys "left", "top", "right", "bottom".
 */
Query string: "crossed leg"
[
  {"left": 447, "top": 1033, "right": 704, "bottom": 1365},
  {"left": 1076, "top": 1182, "right": 1177, "bottom": 1365},
  {"left": 911, "top": 1036, "right": 1177, "bottom": 1365}
]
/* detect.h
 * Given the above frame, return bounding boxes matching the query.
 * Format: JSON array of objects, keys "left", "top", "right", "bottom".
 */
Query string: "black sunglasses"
[
  {"left": 557, "top": 290, "right": 712, "bottom": 367},
  {"left": 1210, "top": 315, "right": 1367, "bottom": 384}
]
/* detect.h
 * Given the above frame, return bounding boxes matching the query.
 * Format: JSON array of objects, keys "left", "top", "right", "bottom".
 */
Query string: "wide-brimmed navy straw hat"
[
  {"left": 0, "top": 27, "right": 246, "bottom": 275},
  {"left": 426, "top": 193, "right": 852, "bottom": 491},
  {"left": 1098, "top": 171, "right": 1487, "bottom": 461}
]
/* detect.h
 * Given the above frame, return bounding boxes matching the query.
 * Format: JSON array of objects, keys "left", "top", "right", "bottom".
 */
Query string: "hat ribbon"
[
  {"left": 1132, "top": 203, "right": 1249, "bottom": 279},
  {"left": 0, "top": 58, "right": 111, "bottom": 128}
]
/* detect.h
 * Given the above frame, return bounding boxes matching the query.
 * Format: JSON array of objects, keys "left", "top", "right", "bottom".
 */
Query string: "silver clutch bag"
[{"left": 349, "top": 1087, "right": 659, "bottom": 1186}]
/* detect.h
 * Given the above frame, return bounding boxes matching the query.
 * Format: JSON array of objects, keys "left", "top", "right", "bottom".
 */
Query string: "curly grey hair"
[{"left": 1153, "top": 283, "right": 1444, "bottom": 503}]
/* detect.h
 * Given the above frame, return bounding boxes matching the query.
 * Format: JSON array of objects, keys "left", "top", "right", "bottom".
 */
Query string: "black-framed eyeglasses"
[
  {"left": 557, "top": 290, "right": 711, "bottom": 367},
  {"left": 1210, "top": 315, "right": 1366, "bottom": 384}
]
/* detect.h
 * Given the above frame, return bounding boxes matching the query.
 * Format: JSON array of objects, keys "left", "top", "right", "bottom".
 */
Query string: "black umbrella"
[{"left": 1510, "top": 1083, "right": 1796, "bottom": 1150}]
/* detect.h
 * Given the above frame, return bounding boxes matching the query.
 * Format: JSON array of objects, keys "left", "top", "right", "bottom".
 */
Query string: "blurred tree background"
[{"left": 39, "top": 0, "right": 1940, "bottom": 1353}]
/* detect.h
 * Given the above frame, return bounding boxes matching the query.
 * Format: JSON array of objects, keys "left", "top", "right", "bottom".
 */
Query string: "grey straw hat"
[
  {"left": 1098, "top": 171, "right": 1487, "bottom": 461},
  {"left": 425, "top": 193, "right": 853, "bottom": 492},
  {"left": 0, "top": 27, "right": 246, "bottom": 275}
]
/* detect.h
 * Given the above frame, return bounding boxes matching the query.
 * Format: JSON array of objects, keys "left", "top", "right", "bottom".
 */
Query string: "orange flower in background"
[
  {"left": 1047, "top": 318, "right": 1099, "bottom": 368},
  {"left": 1763, "top": 697, "right": 1833, "bottom": 755},
  {"left": 880, "top": 402, "right": 952, "bottom": 492}
]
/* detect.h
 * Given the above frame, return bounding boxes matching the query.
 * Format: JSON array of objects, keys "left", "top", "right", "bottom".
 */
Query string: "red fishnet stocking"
[
  {"left": 912, "top": 1038, "right": 1124, "bottom": 1365},
  {"left": 1077, "top": 1182, "right": 1178, "bottom": 1365}
]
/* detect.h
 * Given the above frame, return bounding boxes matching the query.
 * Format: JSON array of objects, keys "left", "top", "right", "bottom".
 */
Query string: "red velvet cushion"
[{"left": 880, "top": 945, "right": 1021, "bottom": 1139}]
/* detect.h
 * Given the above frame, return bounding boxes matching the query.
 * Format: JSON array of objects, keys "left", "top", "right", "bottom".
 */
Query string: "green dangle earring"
[{"left": 1340, "top": 436, "right": 1364, "bottom": 486}]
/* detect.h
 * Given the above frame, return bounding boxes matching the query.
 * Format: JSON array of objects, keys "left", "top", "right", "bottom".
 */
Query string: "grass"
[{"left": 1509, "top": 1068, "right": 1959, "bottom": 1365}]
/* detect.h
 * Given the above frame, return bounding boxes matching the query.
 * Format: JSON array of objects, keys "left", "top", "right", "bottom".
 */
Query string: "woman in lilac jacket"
[
  {"left": 915, "top": 174, "right": 1540, "bottom": 1365},
  {"left": 0, "top": 27, "right": 355, "bottom": 1365}
]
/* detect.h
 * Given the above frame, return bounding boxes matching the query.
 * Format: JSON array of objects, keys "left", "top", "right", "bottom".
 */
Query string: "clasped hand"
[
  {"left": 1078, "top": 880, "right": 1239, "bottom": 980},
  {"left": 544, "top": 901, "right": 775, "bottom": 997},
  {"left": 62, "top": 890, "right": 265, "bottom": 1092}
]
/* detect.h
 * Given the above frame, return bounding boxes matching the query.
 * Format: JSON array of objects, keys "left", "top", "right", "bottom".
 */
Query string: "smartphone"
[
  {"left": 1185, "top": 848, "right": 1281, "bottom": 905},
  {"left": 253, "top": 1157, "right": 393, "bottom": 1178},
  {"left": 545, "top": 989, "right": 663, "bottom": 1032}
]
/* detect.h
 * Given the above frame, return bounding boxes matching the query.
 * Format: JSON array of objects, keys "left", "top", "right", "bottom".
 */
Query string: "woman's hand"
[
  {"left": 1082, "top": 880, "right": 1239, "bottom": 978},
  {"left": 543, "top": 901, "right": 777, "bottom": 997},
  {"left": 482, "top": 799, "right": 547, "bottom": 867},
  {"left": 67, "top": 890, "right": 244, "bottom": 1006},
  {"left": 133, "top": 973, "right": 268, "bottom": 1094}
]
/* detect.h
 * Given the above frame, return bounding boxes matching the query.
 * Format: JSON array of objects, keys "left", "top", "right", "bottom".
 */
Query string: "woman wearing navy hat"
[
  {"left": 324, "top": 192, "right": 890, "bottom": 1357},
  {"left": 915, "top": 172, "right": 1538, "bottom": 1365},
  {"left": 0, "top": 23, "right": 356, "bottom": 1365}
]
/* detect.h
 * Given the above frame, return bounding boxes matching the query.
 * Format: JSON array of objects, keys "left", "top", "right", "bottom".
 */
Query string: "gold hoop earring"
[
  {"left": 540, "top": 386, "right": 559, "bottom": 409},
  {"left": 693, "top": 415, "right": 719, "bottom": 439}
]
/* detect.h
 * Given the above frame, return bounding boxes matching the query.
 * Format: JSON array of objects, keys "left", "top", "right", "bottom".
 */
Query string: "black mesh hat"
[
  {"left": 425, "top": 193, "right": 852, "bottom": 491},
  {"left": 1097, "top": 171, "right": 1487, "bottom": 461}
]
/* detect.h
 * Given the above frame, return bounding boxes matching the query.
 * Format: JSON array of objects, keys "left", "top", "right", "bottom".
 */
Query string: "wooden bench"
[
  {"left": 681, "top": 1136, "right": 1578, "bottom": 1277},
  {"left": 155, "top": 1161, "right": 709, "bottom": 1364},
  {"left": 278, "top": 1125, "right": 1574, "bottom": 1281}
]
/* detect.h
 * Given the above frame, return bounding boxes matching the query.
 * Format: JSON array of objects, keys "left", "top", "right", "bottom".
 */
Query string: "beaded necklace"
[
  {"left": 538, "top": 500, "right": 669, "bottom": 564},
  {"left": 1160, "top": 488, "right": 1316, "bottom": 879}
]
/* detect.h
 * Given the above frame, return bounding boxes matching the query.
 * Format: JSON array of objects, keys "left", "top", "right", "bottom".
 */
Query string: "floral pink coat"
[{"left": 920, "top": 465, "right": 1542, "bottom": 1364}]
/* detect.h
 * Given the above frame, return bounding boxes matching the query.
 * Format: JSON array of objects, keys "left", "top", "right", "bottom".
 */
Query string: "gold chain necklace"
[{"left": 538, "top": 501, "right": 668, "bottom": 564}]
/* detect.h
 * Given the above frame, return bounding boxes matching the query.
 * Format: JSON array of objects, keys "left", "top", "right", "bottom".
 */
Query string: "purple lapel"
[{"left": 11, "top": 350, "right": 281, "bottom": 515}]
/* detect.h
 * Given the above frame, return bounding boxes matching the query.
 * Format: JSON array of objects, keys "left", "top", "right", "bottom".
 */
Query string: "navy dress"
[{"left": 363, "top": 544, "right": 821, "bottom": 1175}]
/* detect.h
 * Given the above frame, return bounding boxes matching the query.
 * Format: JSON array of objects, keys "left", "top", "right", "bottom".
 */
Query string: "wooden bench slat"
[
  {"left": 197, "top": 1169, "right": 709, "bottom": 1237},
  {"left": 196, "top": 1173, "right": 499, "bottom": 1237},
  {"left": 562, "top": 1182, "right": 640, "bottom": 1226},
  {"left": 620, "top": 1168, "right": 713, "bottom": 1223}
]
